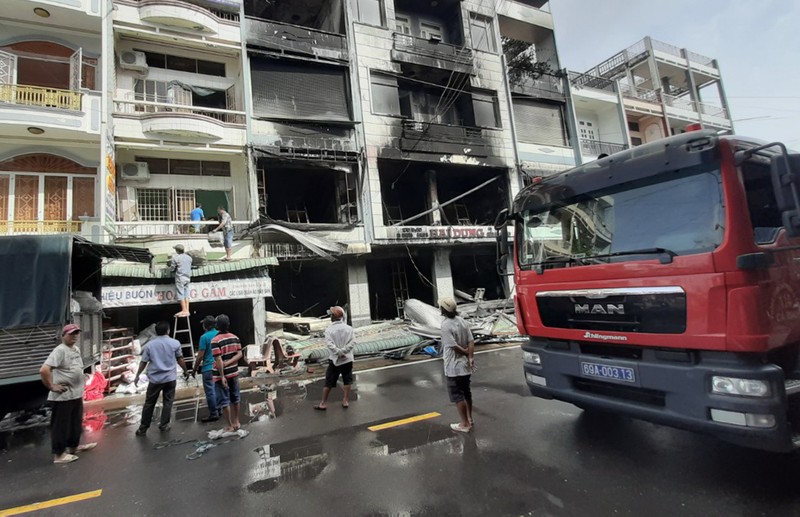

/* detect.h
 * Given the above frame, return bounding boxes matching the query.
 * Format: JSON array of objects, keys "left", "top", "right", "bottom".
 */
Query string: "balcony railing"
[
  {"left": 113, "top": 220, "right": 251, "bottom": 238},
  {"left": 115, "top": 96, "right": 246, "bottom": 124},
  {"left": 510, "top": 73, "right": 565, "bottom": 101},
  {"left": 392, "top": 33, "right": 473, "bottom": 66},
  {"left": 130, "top": 0, "right": 240, "bottom": 22},
  {"left": 245, "top": 18, "right": 347, "bottom": 61},
  {"left": 0, "top": 84, "right": 82, "bottom": 111},
  {"left": 580, "top": 139, "right": 627, "bottom": 157},
  {"left": 697, "top": 101, "right": 728, "bottom": 119},
  {"left": 0, "top": 220, "right": 82, "bottom": 235},
  {"left": 399, "top": 120, "right": 494, "bottom": 157},
  {"left": 568, "top": 71, "right": 615, "bottom": 94},
  {"left": 619, "top": 84, "right": 660, "bottom": 103}
]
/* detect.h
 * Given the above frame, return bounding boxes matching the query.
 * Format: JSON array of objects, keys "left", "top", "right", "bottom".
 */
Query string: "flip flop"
[
  {"left": 313, "top": 405, "right": 327, "bottom": 411},
  {"left": 342, "top": 402, "right": 349, "bottom": 409},
  {"left": 54, "top": 454, "right": 79, "bottom": 464},
  {"left": 76, "top": 442, "right": 97, "bottom": 452}
]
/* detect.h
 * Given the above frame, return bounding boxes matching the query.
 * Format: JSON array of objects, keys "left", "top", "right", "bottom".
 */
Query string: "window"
[
  {"left": 250, "top": 60, "right": 351, "bottom": 121},
  {"left": 741, "top": 157, "right": 783, "bottom": 244},
  {"left": 420, "top": 22, "right": 444, "bottom": 41},
  {"left": 370, "top": 73, "right": 401, "bottom": 116},
  {"left": 394, "top": 15, "right": 411, "bottom": 35},
  {"left": 472, "top": 91, "right": 500, "bottom": 128},
  {"left": 135, "top": 188, "right": 231, "bottom": 221},
  {"left": 513, "top": 99, "right": 567, "bottom": 146},
  {"left": 134, "top": 80, "right": 168, "bottom": 104},
  {"left": 631, "top": 137, "right": 643, "bottom": 146},
  {"left": 135, "top": 157, "right": 231, "bottom": 177},
  {"left": 628, "top": 121, "right": 640, "bottom": 132},
  {"left": 356, "top": 0, "right": 384, "bottom": 27},
  {"left": 136, "top": 189, "right": 170, "bottom": 221},
  {"left": 141, "top": 51, "right": 225, "bottom": 77},
  {"left": 469, "top": 14, "right": 496, "bottom": 53}
]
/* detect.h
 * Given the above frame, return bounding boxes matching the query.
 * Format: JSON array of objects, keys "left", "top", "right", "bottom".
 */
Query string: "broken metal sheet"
[{"left": 251, "top": 223, "right": 347, "bottom": 261}]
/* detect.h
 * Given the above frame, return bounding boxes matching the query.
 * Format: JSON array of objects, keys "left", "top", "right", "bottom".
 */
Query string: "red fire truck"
[{"left": 496, "top": 128, "right": 800, "bottom": 451}]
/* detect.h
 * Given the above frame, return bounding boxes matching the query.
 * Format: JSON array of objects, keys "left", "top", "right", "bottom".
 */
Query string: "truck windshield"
[{"left": 517, "top": 168, "right": 724, "bottom": 270}]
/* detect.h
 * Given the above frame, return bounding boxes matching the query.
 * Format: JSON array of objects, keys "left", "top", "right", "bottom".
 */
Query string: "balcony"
[
  {"left": 114, "top": 98, "right": 246, "bottom": 144},
  {"left": 568, "top": 71, "right": 615, "bottom": 94},
  {"left": 662, "top": 94, "right": 731, "bottom": 128},
  {"left": 112, "top": 220, "right": 250, "bottom": 238},
  {"left": 114, "top": 0, "right": 241, "bottom": 46},
  {"left": 0, "top": 84, "right": 102, "bottom": 136},
  {"left": 619, "top": 84, "right": 660, "bottom": 103},
  {"left": 510, "top": 73, "right": 565, "bottom": 101},
  {"left": 399, "top": 121, "right": 491, "bottom": 157},
  {"left": 245, "top": 18, "right": 347, "bottom": 62},
  {"left": 0, "top": 220, "right": 82, "bottom": 236},
  {"left": 580, "top": 139, "right": 627, "bottom": 158},
  {"left": 391, "top": 33, "right": 473, "bottom": 74}
]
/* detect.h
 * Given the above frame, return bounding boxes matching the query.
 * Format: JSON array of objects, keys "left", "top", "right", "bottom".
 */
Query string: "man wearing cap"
[
  {"left": 170, "top": 244, "right": 193, "bottom": 317},
  {"left": 439, "top": 297, "right": 475, "bottom": 433},
  {"left": 39, "top": 324, "right": 97, "bottom": 464},
  {"left": 314, "top": 306, "right": 355, "bottom": 410}
]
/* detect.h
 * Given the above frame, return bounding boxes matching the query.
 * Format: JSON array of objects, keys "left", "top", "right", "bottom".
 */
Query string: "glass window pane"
[
  {"left": 470, "top": 15, "right": 495, "bottom": 52},
  {"left": 143, "top": 52, "right": 166, "bottom": 69},
  {"left": 371, "top": 77, "right": 400, "bottom": 115},
  {"left": 166, "top": 55, "right": 197, "bottom": 73},
  {"left": 170, "top": 160, "right": 202, "bottom": 176},
  {"left": 358, "top": 0, "right": 383, "bottom": 26},
  {"left": 135, "top": 157, "right": 169, "bottom": 175},
  {"left": 201, "top": 161, "right": 232, "bottom": 177},
  {"left": 197, "top": 59, "right": 226, "bottom": 77},
  {"left": 473, "top": 95, "right": 498, "bottom": 127},
  {"left": 72, "top": 177, "right": 95, "bottom": 220}
]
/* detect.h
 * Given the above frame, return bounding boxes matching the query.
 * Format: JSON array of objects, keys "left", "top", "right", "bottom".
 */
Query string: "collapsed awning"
[
  {"left": 250, "top": 223, "right": 347, "bottom": 261},
  {"left": 73, "top": 235, "right": 153, "bottom": 263},
  {"left": 102, "top": 257, "right": 278, "bottom": 279}
]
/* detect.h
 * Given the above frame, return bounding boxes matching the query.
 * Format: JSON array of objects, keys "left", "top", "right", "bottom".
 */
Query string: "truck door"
[{"left": 740, "top": 155, "right": 800, "bottom": 349}]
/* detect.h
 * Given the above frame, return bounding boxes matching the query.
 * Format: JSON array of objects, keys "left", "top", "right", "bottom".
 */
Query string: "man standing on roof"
[
  {"left": 439, "top": 297, "right": 475, "bottom": 433},
  {"left": 39, "top": 324, "right": 97, "bottom": 464},
  {"left": 212, "top": 206, "right": 234, "bottom": 262},
  {"left": 314, "top": 306, "right": 355, "bottom": 411},
  {"left": 170, "top": 244, "right": 192, "bottom": 317}
]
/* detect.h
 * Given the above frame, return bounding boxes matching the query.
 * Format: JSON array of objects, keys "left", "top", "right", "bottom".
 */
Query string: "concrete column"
[
  {"left": 643, "top": 37, "right": 662, "bottom": 92},
  {"left": 347, "top": 259, "right": 372, "bottom": 328},
  {"left": 252, "top": 296, "right": 267, "bottom": 346},
  {"left": 680, "top": 49, "right": 703, "bottom": 125},
  {"left": 712, "top": 59, "right": 733, "bottom": 132},
  {"left": 427, "top": 169, "right": 441, "bottom": 225},
  {"left": 432, "top": 248, "right": 454, "bottom": 303},
  {"left": 614, "top": 81, "right": 631, "bottom": 147}
]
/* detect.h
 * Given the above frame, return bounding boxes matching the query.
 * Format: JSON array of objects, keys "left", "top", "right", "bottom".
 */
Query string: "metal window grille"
[{"left": 136, "top": 188, "right": 170, "bottom": 221}]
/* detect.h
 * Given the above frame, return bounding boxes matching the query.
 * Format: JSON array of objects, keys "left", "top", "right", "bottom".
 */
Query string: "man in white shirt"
[
  {"left": 439, "top": 297, "right": 475, "bottom": 433},
  {"left": 314, "top": 306, "right": 355, "bottom": 410}
]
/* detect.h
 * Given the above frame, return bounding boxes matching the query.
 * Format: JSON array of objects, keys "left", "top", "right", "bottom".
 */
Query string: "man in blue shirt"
[
  {"left": 190, "top": 203, "right": 204, "bottom": 233},
  {"left": 194, "top": 315, "right": 219, "bottom": 422},
  {"left": 134, "top": 321, "right": 188, "bottom": 435}
]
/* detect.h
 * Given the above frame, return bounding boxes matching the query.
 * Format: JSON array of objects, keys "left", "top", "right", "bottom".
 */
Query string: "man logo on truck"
[{"left": 575, "top": 304, "right": 625, "bottom": 315}]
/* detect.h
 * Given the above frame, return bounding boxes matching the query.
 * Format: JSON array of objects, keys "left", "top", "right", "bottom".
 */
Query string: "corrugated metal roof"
[{"left": 103, "top": 257, "right": 278, "bottom": 279}]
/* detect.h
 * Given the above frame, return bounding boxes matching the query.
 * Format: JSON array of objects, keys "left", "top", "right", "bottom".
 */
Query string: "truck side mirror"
[
  {"left": 495, "top": 209, "right": 510, "bottom": 274},
  {"left": 770, "top": 153, "right": 800, "bottom": 236}
]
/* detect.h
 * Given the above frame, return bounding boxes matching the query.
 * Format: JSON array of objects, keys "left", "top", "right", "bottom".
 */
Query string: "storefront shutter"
[
  {"left": 250, "top": 59, "right": 351, "bottom": 121},
  {"left": 512, "top": 98, "right": 567, "bottom": 147}
]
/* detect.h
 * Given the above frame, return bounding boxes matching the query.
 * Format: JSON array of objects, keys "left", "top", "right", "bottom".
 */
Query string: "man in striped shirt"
[{"left": 211, "top": 314, "right": 243, "bottom": 432}]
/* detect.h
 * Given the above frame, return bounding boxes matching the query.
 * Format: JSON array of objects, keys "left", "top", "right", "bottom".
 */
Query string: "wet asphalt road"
[{"left": 1, "top": 347, "right": 800, "bottom": 517}]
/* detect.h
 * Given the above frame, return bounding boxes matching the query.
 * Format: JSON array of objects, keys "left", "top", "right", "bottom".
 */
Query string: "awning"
[
  {"left": 250, "top": 223, "right": 347, "bottom": 261},
  {"left": 73, "top": 236, "right": 153, "bottom": 263},
  {"left": 102, "top": 257, "right": 278, "bottom": 279},
  {"left": 102, "top": 270, "right": 273, "bottom": 308}
]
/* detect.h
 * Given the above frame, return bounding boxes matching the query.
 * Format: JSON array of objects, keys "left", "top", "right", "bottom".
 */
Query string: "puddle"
[{"left": 247, "top": 437, "right": 330, "bottom": 493}]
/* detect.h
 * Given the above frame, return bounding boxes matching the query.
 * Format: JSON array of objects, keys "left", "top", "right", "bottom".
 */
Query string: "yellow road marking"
[
  {"left": 0, "top": 489, "right": 102, "bottom": 517},
  {"left": 368, "top": 412, "right": 441, "bottom": 432}
]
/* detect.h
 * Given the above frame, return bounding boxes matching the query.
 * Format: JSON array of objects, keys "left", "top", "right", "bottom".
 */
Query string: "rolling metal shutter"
[
  {"left": 513, "top": 98, "right": 567, "bottom": 147},
  {"left": 250, "top": 59, "right": 351, "bottom": 122}
]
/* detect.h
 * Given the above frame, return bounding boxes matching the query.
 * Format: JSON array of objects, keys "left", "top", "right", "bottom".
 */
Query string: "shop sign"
[
  {"left": 385, "top": 226, "right": 497, "bottom": 241},
  {"left": 102, "top": 276, "right": 272, "bottom": 308}
]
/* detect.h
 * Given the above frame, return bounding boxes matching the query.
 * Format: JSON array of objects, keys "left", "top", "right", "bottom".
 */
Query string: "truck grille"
[
  {"left": 536, "top": 287, "right": 687, "bottom": 334},
  {"left": 573, "top": 377, "right": 666, "bottom": 407}
]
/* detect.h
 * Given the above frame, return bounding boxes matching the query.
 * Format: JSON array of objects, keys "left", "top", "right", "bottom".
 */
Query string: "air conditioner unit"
[
  {"left": 119, "top": 51, "right": 148, "bottom": 73},
  {"left": 120, "top": 162, "right": 150, "bottom": 181}
]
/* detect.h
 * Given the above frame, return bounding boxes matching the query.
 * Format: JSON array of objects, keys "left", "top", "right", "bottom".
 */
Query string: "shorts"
[
  {"left": 223, "top": 230, "right": 234, "bottom": 249},
  {"left": 175, "top": 276, "right": 190, "bottom": 300},
  {"left": 214, "top": 376, "right": 240, "bottom": 408},
  {"left": 446, "top": 375, "right": 472, "bottom": 403},
  {"left": 325, "top": 361, "right": 354, "bottom": 389}
]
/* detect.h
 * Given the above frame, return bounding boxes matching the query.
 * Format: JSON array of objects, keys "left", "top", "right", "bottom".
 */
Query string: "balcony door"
[{"left": 0, "top": 50, "right": 16, "bottom": 86}]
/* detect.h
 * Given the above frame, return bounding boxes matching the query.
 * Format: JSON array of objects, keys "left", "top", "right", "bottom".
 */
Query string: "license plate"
[{"left": 580, "top": 362, "right": 636, "bottom": 383}]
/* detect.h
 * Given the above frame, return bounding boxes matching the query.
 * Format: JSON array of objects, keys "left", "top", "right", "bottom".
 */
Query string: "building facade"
[{"left": 0, "top": 1, "right": 732, "bottom": 332}]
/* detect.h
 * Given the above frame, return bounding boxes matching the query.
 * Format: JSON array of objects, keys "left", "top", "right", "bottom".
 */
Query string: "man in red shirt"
[{"left": 211, "top": 314, "right": 243, "bottom": 432}]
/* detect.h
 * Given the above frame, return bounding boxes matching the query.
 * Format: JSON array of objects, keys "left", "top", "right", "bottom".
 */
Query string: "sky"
[{"left": 549, "top": 0, "right": 800, "bottom": 148}]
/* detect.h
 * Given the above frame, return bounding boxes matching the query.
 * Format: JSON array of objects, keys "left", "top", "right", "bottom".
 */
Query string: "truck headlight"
[
  {"left": 711, "top": 376, "right": 770, "bottom": 397},
  {"left": 522, "top": 351, "right": 541, "bottom": 365}
]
